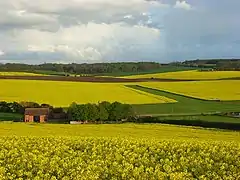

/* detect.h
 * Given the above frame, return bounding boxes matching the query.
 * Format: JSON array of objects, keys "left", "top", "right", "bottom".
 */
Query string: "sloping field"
[
  {"left": 140, "top": 80, "right": 240, "bottom": 101},
  {"left": 0, "top": 72, "right": 46, "bottom": 76},
  {"left": 94, "top": 66, "right": 197, "bottom": 77},
  {"left": 0, "top": 123, "right": 239, "bottom": 141},
  {"left": 122, "top": 70, "right": 240, "bottom": 80},
  {"left": 0, "top": 124, "right": 239, "bottom": 179},
  {"left": 0, "top": 80, "right": 175, "bottom": 106}
]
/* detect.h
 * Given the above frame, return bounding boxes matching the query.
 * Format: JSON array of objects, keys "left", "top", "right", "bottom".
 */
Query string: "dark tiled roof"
[{"left": 25, "top": 108, "right": 49, "bottom": 116}]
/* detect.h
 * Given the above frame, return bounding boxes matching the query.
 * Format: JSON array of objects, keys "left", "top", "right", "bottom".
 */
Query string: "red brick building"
[{"left": 24, "top": 108, "right": 49, "bottom": 123}]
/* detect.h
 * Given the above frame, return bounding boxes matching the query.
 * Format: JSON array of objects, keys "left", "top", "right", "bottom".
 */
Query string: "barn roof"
[{"left": 24, "top": 108, "right": 49, "bottom": 116}]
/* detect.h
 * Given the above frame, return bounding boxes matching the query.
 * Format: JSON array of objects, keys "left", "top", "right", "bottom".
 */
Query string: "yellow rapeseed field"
[
  {"left": 140, "top": 80, "right": 240, "bottom": 101},
  {"left": 0, "top": 123, "right": 239, "bottom": 141},
  {"left": 122, "top": 70, "right": 240, "bottom": 80},
  {"left": 0, "top": 124, "right": 240, "bottom": 179},
  {"left": 0, "top": 71, "right": 44, "bottom": 76},
  {"left": 0, "top": 80, "right": 176, "bottom": 106}
]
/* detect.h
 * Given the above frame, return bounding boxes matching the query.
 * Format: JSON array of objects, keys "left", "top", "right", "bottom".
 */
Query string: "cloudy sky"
[{"left": 0, "top": 0, "right": 239, "bottom": 64}]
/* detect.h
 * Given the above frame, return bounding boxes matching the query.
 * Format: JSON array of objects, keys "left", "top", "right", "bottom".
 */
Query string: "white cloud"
[
  {"left": 174, "top": 1, "right": 192, "bottom": 10},
  {"left": 124, "top": 15, "right": 134, "bottom": 19},
  {"left": 1, "top": 22, "right": 160, "bottom": 62},
  {"left": 0, "top": 0, "right": 166, "bottom": 63},
  {"left": 0, "top": 50, "right": 4, "bottom": 56}
]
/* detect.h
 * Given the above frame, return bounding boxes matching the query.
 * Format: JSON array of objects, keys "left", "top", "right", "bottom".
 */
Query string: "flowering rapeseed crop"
[
  {"left": 0, "top": 80, "right": 175, "bottom": 106},
  {"left": 0, "top": 124, "right": 239, "bottom": 179},
  {"left": 0, "top": 137, "right": 239, "bottom": 179},
  {"left": 0, "top": 72, "right": 44, "bottom": 76},
  {"left": 141, "top": 80, "right": 240, "bottom": 100},
  {"left": 122, "top": 70, "right": 240, "bottom": 80}
]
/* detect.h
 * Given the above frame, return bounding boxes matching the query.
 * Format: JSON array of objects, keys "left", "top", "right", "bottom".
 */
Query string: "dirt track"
[{"left": 0, "top": 75, "right": 196, "bottom": 83}]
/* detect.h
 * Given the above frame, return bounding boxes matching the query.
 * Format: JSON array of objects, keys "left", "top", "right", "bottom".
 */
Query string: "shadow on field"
[{"left": 135, "top": 117, "right": 240, "bottom": 131}]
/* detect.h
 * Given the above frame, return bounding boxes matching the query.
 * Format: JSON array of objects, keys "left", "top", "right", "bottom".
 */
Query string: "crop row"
[{"left": 0, "top": 137, "right": 239, "bottom": 179}]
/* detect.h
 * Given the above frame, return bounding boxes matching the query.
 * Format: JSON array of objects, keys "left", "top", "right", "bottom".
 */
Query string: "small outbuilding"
[{"left": 24, "top": 108, "right": 49, "bottom": 123}]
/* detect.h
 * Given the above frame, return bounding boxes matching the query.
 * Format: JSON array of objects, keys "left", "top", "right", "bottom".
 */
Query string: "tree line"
[
  {"left": 0, "top": 62, "right": 161, "bottom": 75},
  {"left": 0, "top": 101, "right": 135, "bottom": 122},
  {"left": 178, "top": 59, "right": 240, "bottom": 70},
  {"left": 1, "top": 60, "right": 239, "bottom": 76},
  {"left": 68, "top": 101, "right": 135, "bottom": 122}
]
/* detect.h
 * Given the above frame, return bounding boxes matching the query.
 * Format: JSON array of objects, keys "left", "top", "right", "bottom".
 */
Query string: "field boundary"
[
  {"left": 127, "top": 85, "right": 219, "bottom": 102},
  {"left": 137, "top": 112, "right": 222, "bottom": 117},
  {"left": 1, "top": 75, "right": 240, "bottom": 83},
  {"left": 128, "top": 85, "right": 240, "bottom": 116},
  {"left": 0, "top": 75, "right": 194, "bottom": 83},
  {"left": 132, "top": 85, "right": 240, "bottom": 102}
]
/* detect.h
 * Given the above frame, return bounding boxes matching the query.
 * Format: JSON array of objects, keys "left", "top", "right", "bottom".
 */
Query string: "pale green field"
[
  {"left": 0, "top": 72, "right": 46, "bottom": 76},
  {"left": 0, "top": 80, "right": 176, "bottom": 106},
  {"left": 122, "top": 70, "right": 240, "bottom": 80},
  {"left": 140, "top": 80, "right": 240, "bottom": 100}
]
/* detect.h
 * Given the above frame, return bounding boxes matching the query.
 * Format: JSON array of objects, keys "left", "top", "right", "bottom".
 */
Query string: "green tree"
[
  {"left": 121, "top": 104, "right": 136, "bottom": 121},
  {"left": 109, "top": 102, "right": 124, "bottom": 121},
  {"left": 85, "top": 103, "right": 99, "bottom": 121},
  {"left": 19, "top": 101, "right": 40, "bottom": 108},
  {"left": 108, "top": 102, "right": 135, "bottom": 122},
  {"left": 78, "top": 104, "right": 89, "bottom": 121},
  {"left": 8, "top": 102, "right": 24, "bottom": 114},
  {"left": 98, "top": 103, "right": 109, "bottom": 121},
  {"left": 99, "top": 101, "right": 111, "bottom": 114},
  {"left": 68, "top": 102, "right": 80, "bottom": 121},
  {"left": 0, "top": 101, "right": 12, "bottom": 113}
]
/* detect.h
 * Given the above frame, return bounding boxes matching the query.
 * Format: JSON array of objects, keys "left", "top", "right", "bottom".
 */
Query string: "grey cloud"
[
  {"left": 0, "top": 0, "right": 240, "bottom": 63},
  {"left": 0, "top": 10, "right": 58, "bottom": 31},
  {"left": 0, "top": 0, "right": 158, "bottom": 28},
  {"left": 157, "top": 0, "right": 240, "bottom": 60}
]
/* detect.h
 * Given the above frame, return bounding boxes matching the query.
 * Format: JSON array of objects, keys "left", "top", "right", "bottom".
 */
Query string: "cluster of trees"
[
  {"left": 0, "top": 62, "right": 161, "bottom": 75},
  {"left": 0, "top": 101, "right": 24, "bottom": 114},
  {"left": 178, "top": 59, "right": 240, "bottom": 70},
  {"left": 68, "top": 101, "right": 135, "bottom": 122},
  {"left": 0, "top": 101, "right": 135, "bottom": 122},
  {"left": 1, "top": 60, "right": 239, "bottom": 76}
]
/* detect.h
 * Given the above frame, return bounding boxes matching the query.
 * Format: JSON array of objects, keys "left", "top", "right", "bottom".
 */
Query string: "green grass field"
[
  {"left": 31, "top": 70, "right": 65, "bottom": 76},
  {"left": 0, "top": 113, "right": 23, "bottom": 121},
  {"left": 156, "top": 115, "right": 240, "bottom": 125},
  {"left": 129, "top": 85, "right": 240, "bottom": 116},
  {"left": 32, "top": 70, "right": 89, "bottom": 76},
  {"left": 95, "top": 66, "right": 197, "bottom": 77}
]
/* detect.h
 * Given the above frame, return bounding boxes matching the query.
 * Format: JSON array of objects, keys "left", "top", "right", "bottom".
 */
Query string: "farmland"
[
  {"left": 94, "top": 66, "right": 197, "bottom": 77},
  {"left": 0, "top": 66, "right": 240, "bottom": 179},
  {"left": 0, "top": 123, "right": 239, "bottom": 141},
  {"left": 0, "top": 80, "right": 175, "bottom": 107},
  {"left": 0, "top": 113, "right": 23, "bottom": 121},
  {"left": 139, "top": 80, "right": 240, "bottom": 101},
  {"left": 0, "top": 124, "right": 239, "bottom": 179},
  {"left": 122, "top": 70, "right": 240, "bottom": 80},
  {"left": 129, "top": 85, "right": 240, "bottom": 116},
  {"left": 0, "top": 72, "right": 45, "bottom": 76}
]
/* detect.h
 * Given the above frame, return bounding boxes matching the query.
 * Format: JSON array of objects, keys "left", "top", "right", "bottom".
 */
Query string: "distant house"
[{"left": 24, "top": 108, "right": 49, "bottom": 123}]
